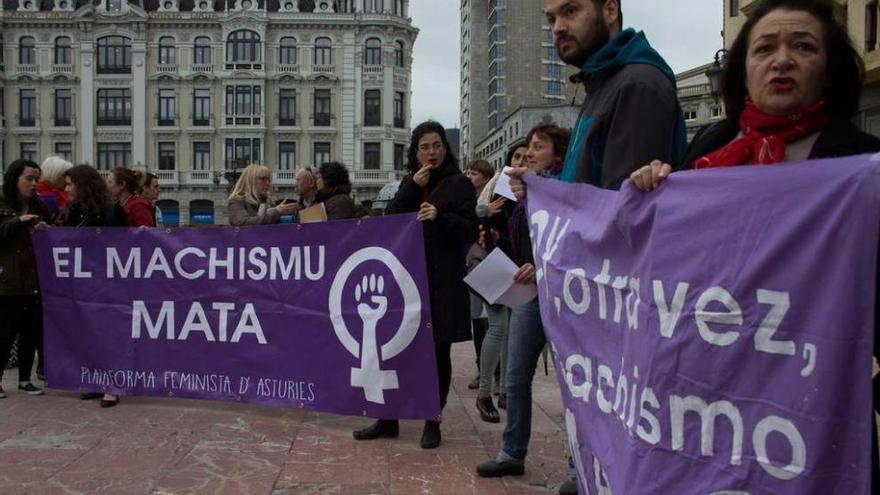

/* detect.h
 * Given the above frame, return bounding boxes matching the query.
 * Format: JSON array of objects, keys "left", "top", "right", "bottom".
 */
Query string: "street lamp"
[{"left": 706, "top": 48, "right": 729, "bottom": 103}]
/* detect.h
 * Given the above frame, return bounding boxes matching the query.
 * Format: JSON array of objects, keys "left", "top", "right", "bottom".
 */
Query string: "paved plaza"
[{"left": 0, "top": 342, "right": 571, "bottom": 495}]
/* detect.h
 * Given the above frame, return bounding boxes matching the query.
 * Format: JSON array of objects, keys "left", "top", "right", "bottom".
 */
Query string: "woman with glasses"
[{"left": 228, "top": 164, "right": 298, "bottom": 226}]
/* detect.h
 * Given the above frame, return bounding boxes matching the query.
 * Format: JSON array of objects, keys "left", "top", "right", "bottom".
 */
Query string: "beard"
[{"left": 557, "top": 15, "right": 611, "bottom": 67}]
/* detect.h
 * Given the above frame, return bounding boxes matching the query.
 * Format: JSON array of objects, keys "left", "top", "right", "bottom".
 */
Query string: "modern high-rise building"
[
  {"left": 0, "top": 0, "right": 417, "bottom": 225},
  {"left": 459, "top": 0, "right": 576, "bottom": 167}
]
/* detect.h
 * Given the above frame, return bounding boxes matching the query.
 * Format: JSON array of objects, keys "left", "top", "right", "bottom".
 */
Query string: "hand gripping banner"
[
  {"left": 525, "top": 155, "right": 879, "bottom": 494},
  {"left": 32, "top": 214, "right": 441, "bottom": 420}
]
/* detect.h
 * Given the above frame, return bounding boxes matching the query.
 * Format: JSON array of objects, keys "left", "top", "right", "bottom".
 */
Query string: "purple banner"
[
  {"left": 525, "top": 155, "right": 879, "bottom": 494},
  {"left": 32, "top": 214, "right": 441, "bottom": 420}
]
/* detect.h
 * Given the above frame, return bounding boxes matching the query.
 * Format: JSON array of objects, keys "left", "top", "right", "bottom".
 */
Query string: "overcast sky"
[{"left": 409, "top": 0, "right": 724, "bottom": 129}]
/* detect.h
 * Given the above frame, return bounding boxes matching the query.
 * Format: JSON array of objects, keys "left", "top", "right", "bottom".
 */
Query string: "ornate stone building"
[{"left": 0, "top": 0, "right": 416, "bottom": 225}]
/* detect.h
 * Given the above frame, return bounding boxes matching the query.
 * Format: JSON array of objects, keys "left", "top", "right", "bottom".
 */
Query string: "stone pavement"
[{"left": 0, "top": 342, "right": 571, "bottom": 495}]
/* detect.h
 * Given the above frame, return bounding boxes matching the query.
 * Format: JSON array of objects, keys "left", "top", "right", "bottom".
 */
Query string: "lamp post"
[{"left": 706, "top": 48, "right": 729, "bottom": 103}]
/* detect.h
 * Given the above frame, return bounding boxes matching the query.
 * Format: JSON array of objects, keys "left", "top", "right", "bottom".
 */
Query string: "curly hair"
[
  {"left": 318, "top": 161, "right": 351, "bottom": 191},
  {"left": 722, "top": 0, "right": 862, "bottom": 120},
  {"left": 64, "top": 165, "right": 111, "bottom": 215}
]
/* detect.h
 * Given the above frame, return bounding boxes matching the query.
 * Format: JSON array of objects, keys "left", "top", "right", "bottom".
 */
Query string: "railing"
[
  {"left": 157, "top": 64, "right": 178, "bottom": 74},
  {"left": 362, "top": 65, "right": 383, "bottom": 74},
  {"left": 191, "top": 64, "right": 214, "bottom": 73},
  {"left": 52, "top": 64, "right": 73, "bottom": 74},
  {"left": 185, "top": 170, "right": 213, "bottom": 185},
  {"left": 273, "top": 170, "right": 296, "bottom": 183},
  {"left": 156, "top": 170, "right": 179, "bottom": 185},
  {"left": 351, "top": 170, "right": 403, "bottom": 184},
  {"left": 678, "top": 83, "right": 712, "bottom": 99},
  {"left": 313, "top": 65, "right": 334, "bottom": 74},
  {"left": 277, "top": 64, "right": 300, "bottom": 74},
  {"left": 16, "top": 64, "right": 38, "bottom": 74},
  {"left": 393, "top": 66, "right": 409, "bottom": 78}
]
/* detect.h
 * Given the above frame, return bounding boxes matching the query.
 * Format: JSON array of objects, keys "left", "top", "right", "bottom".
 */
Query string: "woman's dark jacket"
[
  {"left": 62, "top": 202, "right": 128, "bottom": 227},
  {"left": 387, "top": 161, "right": 479, "bottom": 344},
  {"left": 316, "top": 184, "right": 358, "bottom": 221},
  {"left": 0, "top": 195, "right": 52, "bottom": 297}
]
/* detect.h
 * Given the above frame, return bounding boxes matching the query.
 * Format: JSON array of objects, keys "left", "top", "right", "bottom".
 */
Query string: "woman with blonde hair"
[
  {"left": 37, "top": 156, "right": 73, "bottom": 221},
  {"left": 227, "top": 164, "right": 297, "bottom": 226}
]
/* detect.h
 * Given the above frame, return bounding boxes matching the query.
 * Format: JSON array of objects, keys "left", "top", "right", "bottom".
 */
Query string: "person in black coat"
[{"left": 353, "top": 121, "right": 478, "bottom": 449}]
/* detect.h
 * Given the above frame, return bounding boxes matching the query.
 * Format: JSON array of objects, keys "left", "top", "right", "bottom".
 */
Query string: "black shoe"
[
  {"left": 353, "top": 419, "right": 399, "bottom": 440},
  {"left": 18, "top": 383, "right": 44, "bottom": 395},
  {"left": 476, "top": 395, "right": 500, "bottom": 423},
  {"left": 467, "top": 375, "right": 480, "bottom": 390},
  {"left": 497, "top": 393, "right": 506, "bottom": 410},
  {"left": 476, "top": 459, "right": 525, "bottom": 477},
  {"left": 420, "top": 420, "right": 441, "bottom": 449},
  {"left": 558, "top": 479, "right": 578, "bottom": 495},
  {"left": 100, "top": 396, "right": 120, "bottom": 408},
  {"left": 0, "top": 386, "right": 6, "bottom": 399},
  {"left": 81, "top": 392, "right": 103, "bottom": 400}
]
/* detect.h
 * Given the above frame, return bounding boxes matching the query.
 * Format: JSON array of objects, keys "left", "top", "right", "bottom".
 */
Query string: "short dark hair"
[
  {"left": 524, "top": 124, "right": 572, "bottom": 174},
  {"left": 722, "top": 0, "right": 861, "bottom": 120},
  {"left": 406, "top": 121, "right": 459, "bottom": 173},
  {"left": 468, "top": 159, "right": 495, "bottom": 179},
  {"left": 2, "top": 159, "right": 41, "bottom": 207},
  {"left": 505, "top": 142, "right": 528, "bottom": 167},
  {"left": 318, "top": 161, "right": 351, "bottom": 190},
  {"left": 591, "top": 0, "right": 623, "bottom": 29}
]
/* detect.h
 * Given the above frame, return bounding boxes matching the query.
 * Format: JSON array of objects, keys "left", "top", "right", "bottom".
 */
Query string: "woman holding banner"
[
  {"left": 0, "top": 159, "right": 51, "bottom": 399},
  {"left": 353, "top": 121, "right": 478, "bottom": 449},
  {"left": 228, "top": 164, "right": 298, "bottom": 226},
  {"left": 629, "top": 0, "right": 880, "bottom": 488}
]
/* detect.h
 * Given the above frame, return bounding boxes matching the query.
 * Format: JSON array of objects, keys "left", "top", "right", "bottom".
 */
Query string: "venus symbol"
[{"left": 350, "top": 274, "right": 399, "bottom": 404}]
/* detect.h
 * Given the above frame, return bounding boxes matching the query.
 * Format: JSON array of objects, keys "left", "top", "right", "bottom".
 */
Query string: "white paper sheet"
[
  {"left": 464, "top": 248, "right": 537, "bottom": 308},
  {"left": 493, "top": 166, "right": 518, "bottom": 202}
]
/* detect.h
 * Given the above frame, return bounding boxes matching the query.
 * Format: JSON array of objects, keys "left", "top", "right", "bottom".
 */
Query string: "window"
[
  {"left": 194, "top": 37, "right": 211, "bottom": 65},
  {"left": 97, "top": 88, "right": 132, "bottom": 126},
  {"left": 224, "top": 85, "right": 262, "bottom": 125},
  {"left": 55, "top": 89, "right": 72, "bottom": 127},
  {"left": 20, "top": 143, "right": 37, "bottom": 162},
  {"left": 393, "top": 0, "right": 404, "bottom": 15},
  {"left": 364, "top": 143, "right": 381, "bottom": 170},
  {"left": 193, "top": 142, "right": 211, "bottom": 170},
  {"left": 158, "top": 142, "right": 176, "bottom": 170},
  {"left": 684, "top": 110, "right": 698, "bottom": 121},
  {"left": 54, "top": 142, "right": 73, "bottom": 162},
  {"left": 20, "top": 89, "right": 36, "bottom": 127},
  {"left": 158, "top": 89, "right": 175, "bottom": 126},
  {"left": 55, "top": 37, "right": 71, "bottom": 65},
  {"left": 19, "top": 37, "right": 36, "bottom": 65},
  {"left": 394, "top": 41, "right": 405, "bottom": 67},
  {"left": 313, "top": 142, "right": 331, "bottom": 166},
  {"left": 711, "top": 106, "right": 722, "bottom": 118},
  {"left": 107, "top": 0, "right": 123, "bottom": 12},
  {"left": 393, "top": 91, "right": 404, "bottom": 128},
  {"left": 159, "top": 36, "right": 176, "bottom": 65},
  {"left": 224, "top": 138, "right": 261, "bottom": 169},
  {"left": 393, "top": 143, "right": 405, "bottom": 170},
  {"left": 279, "top": 89, "right": 296, "bottom": 126},
  {"left": 729, "top": 0, "right": 740, "bottom": 17},
  {"left": 0, "top": 39, "right": 4, "bottom": 69},
  {"left": 867, "top": 2, "right": 878, "bottom": 52},
  {"left": 314, "top": 89, "right": 331, "bottom": 126},
  {"left": 365, "top": 0, "right": 381, "bottom": 13},
  {"left": 314, "top": 37, "right": 332, "bottom": 66},
  {"left": 97, "top": 143, "right": 130, "bottom": 170},
  {"left": 364, "top": 89, "right": 381, "bottom": 126},
  {"left": 278, "top": 142, "right": 296, "bottom": 170},
  {"left": 97, "top": 36, "right": 132, "bottom": 73},
  {"left": 193, "top": 89, "right": 211, "bottom": 126},
  {"left": 545, "top": 63, "right": 561, "bottom": 79},
  {"left": 546, "top": 80, "right": 562, "bottom": 97},
  {"left": 365, "top": 38, "right": 382, "bottom": 65},
  {"left": 279, "top": 37, "right": 297, "bottom": 65},
  {"left": 225, "top": 29, "right": 262, "bottom": 68}
]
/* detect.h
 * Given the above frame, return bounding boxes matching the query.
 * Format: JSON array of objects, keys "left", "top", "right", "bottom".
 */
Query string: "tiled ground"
[{"left": 0, "top": 342, "right": 572, "bottom": 495}]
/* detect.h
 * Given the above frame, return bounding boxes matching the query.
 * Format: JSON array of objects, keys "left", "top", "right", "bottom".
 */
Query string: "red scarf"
[{"left": 693, "top": 98, "right": 828, "bottom": 169}]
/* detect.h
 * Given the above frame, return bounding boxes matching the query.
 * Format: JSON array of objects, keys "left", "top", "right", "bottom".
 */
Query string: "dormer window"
[{"left": 107, "top": 0, "right": 123, "bottom": 12}]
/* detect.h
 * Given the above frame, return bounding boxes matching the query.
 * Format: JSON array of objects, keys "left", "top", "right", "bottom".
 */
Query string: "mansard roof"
[{"left": 1, "top": 0, "right": 323, "bottom": 12}]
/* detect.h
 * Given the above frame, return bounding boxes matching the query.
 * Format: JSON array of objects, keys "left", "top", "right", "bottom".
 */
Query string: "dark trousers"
[
  {"left": 471, "top": 318, "right": 488, "bottom": 370},
  {"left": 435, "top": 341, "right": 452, "bottom": 412},
  {"left": 0, "top": 295, "right": 42, "bottom": 382}
]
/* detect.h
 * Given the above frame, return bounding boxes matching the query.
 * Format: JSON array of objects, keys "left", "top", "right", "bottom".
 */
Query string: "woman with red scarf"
[{"left": 630, "top": 0, "right": 880, "bottom": 489}]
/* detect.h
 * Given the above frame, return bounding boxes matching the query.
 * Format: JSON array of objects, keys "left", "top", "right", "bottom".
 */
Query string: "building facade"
[
  {"left": 459, "top": 0, "right": 576, "bottom": 166},
  {"left": 724, "top": 0, "right": 880, "bottom": 136},
  {"left": 0, "top": 0, "right": 417, "bottom": 225},
  {"left": 471, "top": 103, "right": 577, "bottom": 170},
  {"left": 676, "top": 62, "right": 725, "bottom": 142}
]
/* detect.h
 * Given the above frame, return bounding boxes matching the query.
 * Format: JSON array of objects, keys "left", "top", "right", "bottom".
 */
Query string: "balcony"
[
  {"left": 362, "top": 65, "right": 383, "bottom": 75},
  {"left": 16, "top": 64, "right": 39, "bottom": 75},
  {"left": 351, "top": 170, "right": 405, "bottom": 184},
  {"left": 185, "top": 170, "right": 213, "bottom": 186},
  {"left": 157, "top": 64, "right": 178, "bottom": 74},
  {"left": 97, "top": 65, "right": 131, "bottom": 75},
  {"left": 277, "top": 64, "right": 300, "bottom": 74},
  {"left": 273, "top": 170, "right": 296, "bottom": 183},
  {"left": 225, "top": 62, "right": 263, "bottom": 71},
  {"left": 312, "top": 65, "right": 334, "bottom": 74},
  {"left": 156, "top": 170, "right": 179, "bottom": 185},
  {"left": 192, "top": 64, "right": 214, "bottom": 73},
  {"left": 52, "top": 64, "right": 74, "bottom": 74}
]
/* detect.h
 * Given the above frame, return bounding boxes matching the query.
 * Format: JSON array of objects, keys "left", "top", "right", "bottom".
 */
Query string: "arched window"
[
  {"left": 313, "top": 37, "right": 332, "bottom": 66},
  {"left": 19, "top": 36, "right": 36, "bottom": 65},
  {"left": 97, "top": 36, "right": 132, "bottom": 73},
  {"left": 106, "top": 0, "right": 123, "bottom": 12},
  {"left": 54, "top": 37, "right": 72, "bottom": 65},
  {"left": 193, "top": 36, "right": 211, "bottom": 65},
  {"left": 226, "top": 30, "right": 262, "bottom": 66},
  {"left": 364, "top": 38, "right": 381, "bottom": 65},
  {"left": 279, "top": 37, "right": 297, "bottom": 65},
  {"left": 394, "top": 40, "right": 405, "bottom": 67},
  {"left": 189, "top": 200, "right": 215, "bottom": 226},
  {"left": 159, "top": 36, "right": 176, "bottom": 65}
]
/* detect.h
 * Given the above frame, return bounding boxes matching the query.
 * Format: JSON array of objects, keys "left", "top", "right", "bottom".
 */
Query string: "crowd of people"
[{"left": 1, "top": 0, "right": 879, "bottom": 492}]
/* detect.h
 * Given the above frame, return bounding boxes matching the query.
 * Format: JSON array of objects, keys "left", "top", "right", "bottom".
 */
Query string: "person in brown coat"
[
  {"left": 314, "top": 161, "right": 359, "bottom": 221},
  {"left": 0, "top": 159, "right": 52, "bottom": 398}
]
